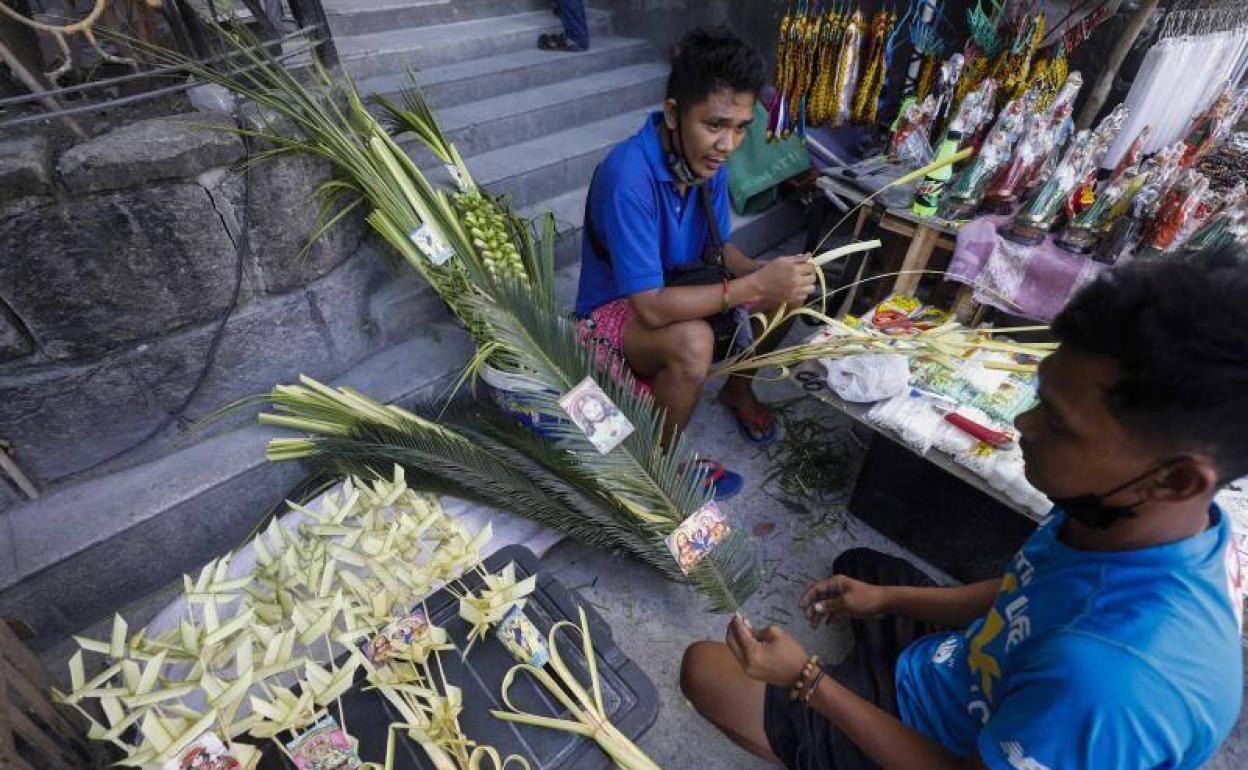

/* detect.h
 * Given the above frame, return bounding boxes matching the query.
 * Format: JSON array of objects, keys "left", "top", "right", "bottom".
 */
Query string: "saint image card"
[
  {"left": 286, "top": 714, "right": 363, "bottom": 770},
  {"left": 164, "top": 731, "right": 241, "bottom": 770},
  {"left": 558, "top": 376, "right": 635, "bottom": 454},
  {"left": 363, "top": 608, "right": 430, "bottom": 665},
  {"left": 665, "top": 501, "right": 731, "bottom": 575},
  {"left": 407, "top": 223, "right": 454, "bottom": 266},
  {"left": 445, "top": 163, "right": 471, "bottom": 192},
  {"left": 496, "top": 604, "right": 549, "bottom": 668}
]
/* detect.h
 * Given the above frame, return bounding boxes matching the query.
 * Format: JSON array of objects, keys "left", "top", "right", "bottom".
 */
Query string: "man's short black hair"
[
  {"left": 666, "top": 27, "right": 765, "bottom": 114},
  {"left": 1053, "top": 244, "right": 1248, "bottom": 481}
]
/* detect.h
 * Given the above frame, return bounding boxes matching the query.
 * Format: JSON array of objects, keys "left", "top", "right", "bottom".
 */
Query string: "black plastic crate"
[{"left": 259, "top": 544, "right": 659, "bottom": 769}]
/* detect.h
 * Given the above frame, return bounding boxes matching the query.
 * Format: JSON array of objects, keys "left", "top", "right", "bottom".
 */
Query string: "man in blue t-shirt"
[
  {"left": 574, "top": 28, "right": 815, "bottom": 498},
  {"left": 680, "top": 245, "right": 1247, "bottom": 769}
]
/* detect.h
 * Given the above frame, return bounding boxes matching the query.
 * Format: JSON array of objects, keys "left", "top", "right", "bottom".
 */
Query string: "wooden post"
[
  {"left": 0, "top": 620, "right": 94, "bottom": 770},
  {"left": 1077, "top": 0, "right": 1160, "bottom": 129},
  {"left": 894, "top": 223, "right": 940, "bottom": 296}
]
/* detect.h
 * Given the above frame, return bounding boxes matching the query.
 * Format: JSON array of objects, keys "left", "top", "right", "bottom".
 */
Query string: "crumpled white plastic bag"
[{"left": 823, "top": 353, "right": 911, "bottom": 403}]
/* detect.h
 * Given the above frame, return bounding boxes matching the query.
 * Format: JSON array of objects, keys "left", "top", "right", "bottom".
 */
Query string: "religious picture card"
[
  {"left": 496, "top": 604, "right": 550, "bottom": 668},
  {"left": 665, "top": 501, "right": 731, "bottom": 575},
  {"left": 286, "top": 714, "right": 363, "bottom": 770},
  {"left": 363, "top": 608, "right": 430, "bottom": 665},
  {"left": 164, "top": 731, "right": 241, "bottom": 770},
  {"left": 407, "top": 223, "right": 454, "bottom": 266},
  {"left": 559, "top": 376, "right": 635, "bottom": 454}
]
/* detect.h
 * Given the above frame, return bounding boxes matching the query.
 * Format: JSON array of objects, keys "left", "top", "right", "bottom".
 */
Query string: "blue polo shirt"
[
  {"left": 574, "top": 112, "right": 732, "bottom": 317},
  {"left": 894, "top": 505, "right": 1244, "bottom": 770}
]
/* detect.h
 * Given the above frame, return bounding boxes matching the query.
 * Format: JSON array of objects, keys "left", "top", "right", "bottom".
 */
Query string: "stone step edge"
[
  {"left": 335, "top": 8, "right": 611, "bottom": 56},
  {"left": 0, "top": 326, "right": 475, "bottom": 595},
  {"left": 351, "top": 34, "right": 652, "bottom": 101}
]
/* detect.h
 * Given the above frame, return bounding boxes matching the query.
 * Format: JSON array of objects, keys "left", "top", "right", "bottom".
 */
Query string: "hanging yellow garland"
[
  {"left": 916, "top": 54, "right": 939, "bottom": 102},
  {"left": 851, "top": 11, "right": 894, "bottom": 126},
  {"left": 809, "top": 7, "right": 842, "bottom": 126}
]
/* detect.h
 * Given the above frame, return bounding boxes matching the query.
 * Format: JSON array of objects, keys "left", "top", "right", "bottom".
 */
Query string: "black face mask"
[
  {"left": 664, "top": 108, "right": 705, "bottom": 187},
  {"left": 1050, "top": 459, "right": 1180, "bottom": 529}
]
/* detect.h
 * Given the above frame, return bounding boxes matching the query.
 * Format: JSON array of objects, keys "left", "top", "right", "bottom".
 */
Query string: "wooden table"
[
  {"left": 817, "top": 173, "right": 962, "bottom": 313},
  {"left": 792, "top": 361, "right": 1042, "bottom": 524}
]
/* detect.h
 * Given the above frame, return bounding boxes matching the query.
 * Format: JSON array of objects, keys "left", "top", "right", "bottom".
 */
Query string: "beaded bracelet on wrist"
[{"left": 788, "top": 655, "right": 823, "bottom": 702}]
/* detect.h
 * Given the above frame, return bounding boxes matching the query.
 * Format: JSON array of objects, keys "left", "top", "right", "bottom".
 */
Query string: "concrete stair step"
[
  {"left": 325, "top": 0, "right": 549, "bottom": 38},
  {"left": 464, "top": 106, "right": 652, "bottom": 210},
  {"left": 355, "top": 35, "right": 655, "bottom": 110},
  {"left": 337, "top": 9, "right": 612, "bottom": 81},
  {"left": 0, "top": 324, "right": 475, "bottom": 649},
  {"left": 399, "top": 62, "right": 668, "bottom": 162}
]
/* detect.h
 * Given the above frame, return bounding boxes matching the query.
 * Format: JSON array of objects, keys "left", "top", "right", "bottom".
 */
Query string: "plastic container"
[{"left": 261, "top": 545, "right": 659, "bottom": 769}]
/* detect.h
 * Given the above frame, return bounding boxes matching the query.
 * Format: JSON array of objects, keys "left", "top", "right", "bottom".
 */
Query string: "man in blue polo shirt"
[
  {"left": 575, "top": 28, "right": 815, "bottom": 497},
  {"left": 680, "top": 244, "right": 1247, "bottom": 769}
]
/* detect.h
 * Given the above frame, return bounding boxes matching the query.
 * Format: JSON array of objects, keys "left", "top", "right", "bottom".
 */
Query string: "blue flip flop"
[
  {"left": 682, "top": 458, "right": 744, "bottom": 501},
  {"left": 722, "top": 401, "right": 780, "bottom": 447}
]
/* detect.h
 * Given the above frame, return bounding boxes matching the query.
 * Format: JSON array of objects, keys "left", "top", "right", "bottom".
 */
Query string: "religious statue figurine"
[
  {"left": 1093, "top": 187, "right": 1159, "bottom": 265},
  {"left": 1183, "top": 201, "right": 1247, "bottom": 253},
  {"left": 889, "top": 95, "right": 938, "bottom": 167},
  {"left": 940, "top": 90, "right": 1033, "bottom": 220},
  {"left": 981, "top": 71, "right": 1083, "bottom": 213},
  {"left": 1142, "top": 169, "right": 1210, "bottom": 253},
  {"left": 1179, "top": 84, "right": 1233, "bottom": 168},
  {"left": 1055, "top": 168, "right": 1136, "bottom": 253},
  {"left": 1001, "top": 103, "right": 1129, "bottom": 246},
  {"left": 1019, "top": 71, "right": 1085, "bottom": 195},
  {"left": 1108, "top": 125, "right": 1152, "bottom": 183},
  {"left": 948, "top": 77, "right": 998, "bottom": 137},
  {"left": 931, "top": 53, "right": 966, "bottom": 133},
  {"left": 1065, "top": 169, "right": 1098, "bottom": 221}
]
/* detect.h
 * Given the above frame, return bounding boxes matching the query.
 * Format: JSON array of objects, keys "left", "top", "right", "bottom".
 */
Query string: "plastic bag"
[{"left": 824, "top": 353, "right": 911, "bottom": 403}]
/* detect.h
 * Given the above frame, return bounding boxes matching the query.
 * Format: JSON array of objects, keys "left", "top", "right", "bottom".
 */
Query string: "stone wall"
[
  {"left": 0, "top": 113, "right": 416, "bottom": 502},
  {"left": 605, "top": 0, "right": 782, "bottom": 78}
]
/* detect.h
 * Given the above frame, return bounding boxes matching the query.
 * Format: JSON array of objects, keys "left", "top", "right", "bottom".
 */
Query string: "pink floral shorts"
[{"left": 575, "top": 298, "right": 653, "bottom": 396}]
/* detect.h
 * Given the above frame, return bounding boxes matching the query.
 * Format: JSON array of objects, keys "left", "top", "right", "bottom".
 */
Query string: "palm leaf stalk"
[{"left": 259, "top": 377, "right": 753, "bottom": 599}]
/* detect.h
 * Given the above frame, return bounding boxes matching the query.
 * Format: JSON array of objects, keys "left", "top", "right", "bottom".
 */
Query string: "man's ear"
[
  {"left": 1144, "top": 456, "right": 1220, "bottom": 504},
  {"left": 663, "top": 97, "right": 678, "bottom": 130}
]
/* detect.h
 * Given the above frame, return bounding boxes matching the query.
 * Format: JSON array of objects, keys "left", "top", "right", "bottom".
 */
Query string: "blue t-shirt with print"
[
  {"left": 574, "top": 112, "right": 733, "bottom": 318},
  {"left": 895, "top": 505, "right": 1244, "bottom": 770}
]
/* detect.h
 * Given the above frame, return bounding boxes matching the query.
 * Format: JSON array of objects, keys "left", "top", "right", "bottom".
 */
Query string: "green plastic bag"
[{"left": 727, "top": 102, "right": 812, "bottom": 215}]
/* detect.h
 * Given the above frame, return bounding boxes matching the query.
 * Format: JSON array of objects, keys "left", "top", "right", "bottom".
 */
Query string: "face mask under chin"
[
  {"left": 1050, "top": 458, "right": 1181, "bottom": 530},
  {"left": 665, "top": 108, "right": 709, "bottom": 186},
  {"left": 1050, "top": 493, "right": 1139, "bottom": 529}
]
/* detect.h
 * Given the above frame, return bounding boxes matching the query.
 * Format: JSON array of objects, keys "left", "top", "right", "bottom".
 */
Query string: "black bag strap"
[
  {"left": 700, "top": 182, "right": 725, "bottom": 269},
  {"left": 583, "top": 163, "right": 724, "bottom": 269}
]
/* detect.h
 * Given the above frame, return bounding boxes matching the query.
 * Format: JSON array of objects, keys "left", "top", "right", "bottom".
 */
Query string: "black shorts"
[{"left": 763, "top": 549, "right": 942, "bottom": 770}]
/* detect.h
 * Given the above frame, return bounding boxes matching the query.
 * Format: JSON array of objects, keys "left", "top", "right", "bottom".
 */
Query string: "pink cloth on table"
[{"left": 947, "top": 214, "right": 1108, "bottom": 322}]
